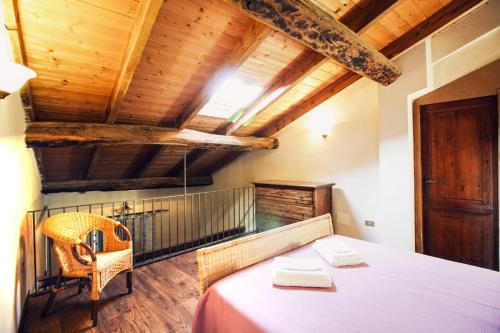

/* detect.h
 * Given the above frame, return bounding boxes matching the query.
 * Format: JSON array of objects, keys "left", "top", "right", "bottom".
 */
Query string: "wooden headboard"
[{"left": 196, "top": 214, "right": 334, "bottom": 294}]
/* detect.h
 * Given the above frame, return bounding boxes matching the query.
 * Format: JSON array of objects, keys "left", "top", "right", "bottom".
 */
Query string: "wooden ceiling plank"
[
  {"left": 223, "top": 0, "right": 401, "bottom": 86},
  {"left": 105, "top": 0, "right": 163, "bottom": 124},
  {"left": 26, "top": 122, "right": 279, "bottom": 151},
  {"left": 42, "top": 176, "right": 213, "bottom": 193},
  {"left": 176, "top": 21, "right": 273, "bottom": 129},
  {"left": 226, "top": 0, "right": 397, "bottom": 134},
  {"left": 381, "top": 0, "right": 483, "bottom": 60},
  {"left": 258, "top": 0, "right": 483, "bottom": 138},
  {"left": 3, "top": 0, "right": 36, "bottom": 121}
]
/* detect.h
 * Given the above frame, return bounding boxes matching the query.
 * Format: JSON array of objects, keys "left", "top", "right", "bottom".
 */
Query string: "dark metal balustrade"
[{"left": 25, "top": 186, "right": 256, "bottom": 295}]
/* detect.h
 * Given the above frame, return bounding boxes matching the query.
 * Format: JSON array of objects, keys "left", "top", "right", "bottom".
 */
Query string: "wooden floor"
[{"left": 24, "top": 252, "right": 199, "bottom": 333}]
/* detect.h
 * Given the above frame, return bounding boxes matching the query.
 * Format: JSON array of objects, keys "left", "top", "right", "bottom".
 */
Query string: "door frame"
[{"left": 413, "top": 93, "right": 499, "bottom": 269}]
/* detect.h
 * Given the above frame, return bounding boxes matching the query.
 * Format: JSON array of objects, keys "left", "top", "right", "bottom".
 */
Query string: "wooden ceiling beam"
[
  {"left": 259, "top": 72, "right": 360, "bottom": 137},
  {"left": 130, "top": 146, "right": 167, "bottom": 178},
  {"left": 205, "top": 0, "right": 483, "bottom": 175},
  {"left": 226, "top": 0, "right": 397, "bottom": 134},
  {"left": 226, "top": 50, "right": 324, "bottom": 134},
  {"left": 380, "top": 0, "right": 483, "bottom": 60},
  {"left": 202, "top": 151, "right": 245, "bottom": 176},
  {"left": 85, "top": 146, "right": 101, "bottom": 180},
  {"left": 26, "top": 122, "right": 279, "bottom": 150},
  {"left": 340, "top": 0, "right": 398, "bottom": 34},
  {"left": 165, "top": 148, "right": 208, "bottom": 178},
  {"left": 176, "top": 21, "right": 273, "bottom": 129},
  {"left": 85, "top": 0, "right": 162, "bottom": 180},
  {"left": 42, "top": 176, "right": 213, "bottom": 193},
  {"left": 223, "top": 0, "right": 401, "bottom": 86},
  {"left": 105, "top": 0, "right": 163, "bottom": 124},
  {"left": 141, "top": 21, "right": 272, "bottom": 178},
  {"left": 257, "top": 0, "right": 483, "bottom": 138}
]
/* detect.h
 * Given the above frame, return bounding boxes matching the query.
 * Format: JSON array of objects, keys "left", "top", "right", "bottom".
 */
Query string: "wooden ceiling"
[{"left": 2, "top": 0, "right": 482, "bottom": 192}]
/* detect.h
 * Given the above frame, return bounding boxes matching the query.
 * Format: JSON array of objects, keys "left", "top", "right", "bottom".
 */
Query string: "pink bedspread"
[{"left": 192, "top": 235, "right": 500, "bottom": 333}]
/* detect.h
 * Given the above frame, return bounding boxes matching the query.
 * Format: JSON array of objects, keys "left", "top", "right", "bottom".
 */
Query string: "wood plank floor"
[{"left": 24, "top": 252, "right": 199, "bottom": 333}]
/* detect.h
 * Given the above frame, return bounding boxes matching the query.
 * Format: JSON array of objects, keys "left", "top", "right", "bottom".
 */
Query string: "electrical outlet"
[
  {"left": 365, "top": 220, "right": 375, "bottom": 227},
  {"left": 336, "top": 212, "right": 350, "bottom": 225}
]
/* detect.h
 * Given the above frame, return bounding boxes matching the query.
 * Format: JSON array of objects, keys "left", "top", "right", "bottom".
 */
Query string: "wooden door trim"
[
  {"left": 413, "top": 99, "right": 424, "bottom": 253},
  {"left": 413, "top": 95, "right": 499, "bottom": 270}
]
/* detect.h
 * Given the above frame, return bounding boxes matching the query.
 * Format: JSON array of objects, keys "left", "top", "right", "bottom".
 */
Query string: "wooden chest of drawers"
[{"left": 253, "top": 180, "right": 335, "bottom": 231}]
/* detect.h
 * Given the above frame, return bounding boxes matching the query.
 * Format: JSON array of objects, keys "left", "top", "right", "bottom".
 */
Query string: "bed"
[{"left": 192, "top": 214, "right": 500, "bottom": 333}]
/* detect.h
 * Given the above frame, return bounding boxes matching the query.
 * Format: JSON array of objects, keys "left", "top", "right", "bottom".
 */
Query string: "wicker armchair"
[{"left": 41, "top": 212, "right": 133, "bottom": 327}]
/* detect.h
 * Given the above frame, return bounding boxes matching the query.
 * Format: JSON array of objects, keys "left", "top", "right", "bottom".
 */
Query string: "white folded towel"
[
  {"left": 272, "top": 257, "right": 332, "bottom": 288},
  {"left": 313, "top": 238, "right": 364, "bottom": 267}
]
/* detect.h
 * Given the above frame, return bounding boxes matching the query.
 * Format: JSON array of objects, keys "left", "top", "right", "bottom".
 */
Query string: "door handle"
[{"left": 424, "top": 179, "right": 438, "bottom": 184}]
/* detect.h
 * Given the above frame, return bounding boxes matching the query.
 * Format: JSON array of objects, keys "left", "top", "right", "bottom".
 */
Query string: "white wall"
[
  {"left": 0, "top": 91, "right": 43, "bottom": 333},
  {"left": 0, "top": 8, "right": 43, "bottom": 332},
  {"left": 211, "top": 78, "right": 381, "bottom": 241},
  {"left": 377, "top": 42, "right": 428, "bottom": 250},
  {"left": 377, "top": 0, "right": 500, "bottom": 250}
]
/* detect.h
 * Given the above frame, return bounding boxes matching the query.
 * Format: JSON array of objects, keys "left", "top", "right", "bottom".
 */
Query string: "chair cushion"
[{"left": 83, "top": 248, "right": 133, "bottom": 292}]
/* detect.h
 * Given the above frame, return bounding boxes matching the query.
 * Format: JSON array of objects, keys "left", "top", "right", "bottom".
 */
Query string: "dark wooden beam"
[
  {"left": 167, "top": 149, "right": 205, "bottom": 177},
  {"left": 26, "top": 122, "right": 279, "bottom": 150},
  {"left": 42, "top": 176, "right": 213, "bottom": 193},
  {"left": 176, "top": 21, "right": 273, "bottom": 129},
  {"left": 340, "top": 0, "right": 398, "bottom": 33},
  {"left": 226, "top": 0, "right": 397, "bottom": 134},
  {"left": 85, "top": 147, "right": 101, "bottom": 179},
  {"left": 130, "top": 146, "right": 167, "bottom": 178},
  {"left": 257, "top": 0, "right": 484, "bottom": 138},
  {"left": 33, "top": 147, "right": 46, "bottom": 184},
  {"left": 223, "top": 0, "right": 401, "bottom": 85},
  {"left": 202, "top": 151, "right": 244, "bottom": 176}
]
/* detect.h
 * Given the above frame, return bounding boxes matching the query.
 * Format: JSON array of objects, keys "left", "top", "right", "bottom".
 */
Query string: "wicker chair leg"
[
  {"left": 41, "top": 270, "right": 63, "bottom": 318},
  {"left": 127, "top": 271, "right": 133, "bottom": 294},
  {"left": 91, "top": 300, "right": 98, "bottom": 327},
  {"left": 77, "top": 278, "right": 84, "bottom": 295}
]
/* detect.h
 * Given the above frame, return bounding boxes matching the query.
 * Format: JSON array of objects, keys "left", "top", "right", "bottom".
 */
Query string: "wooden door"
[{"left": 422, "top": 96, "right": 498, "bottom": 270}]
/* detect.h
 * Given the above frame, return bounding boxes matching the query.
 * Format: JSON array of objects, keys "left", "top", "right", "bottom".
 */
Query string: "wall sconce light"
[
  {"left": 319, "top": 126, "right": 330, "bottom": 139},
  {"left": 0, "top": 60, "right": 37, "bottom": 99}
]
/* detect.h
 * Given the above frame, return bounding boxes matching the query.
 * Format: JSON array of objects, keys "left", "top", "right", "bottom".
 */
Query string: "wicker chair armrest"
[
  {"left": 71, "top": 241, "right": 97, "bottom": 266},
  {"left": 115, "top": 223, "right": 132, "bottom": 241}
]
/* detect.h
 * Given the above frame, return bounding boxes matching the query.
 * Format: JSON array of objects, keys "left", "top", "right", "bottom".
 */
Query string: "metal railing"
[{"left": 25, "top": 186, "right": 256, "bottom": 295}]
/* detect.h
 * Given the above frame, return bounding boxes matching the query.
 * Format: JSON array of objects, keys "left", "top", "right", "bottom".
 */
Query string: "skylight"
[{"left": 198, "top": 77, "right": 263, "bottom": 120}]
